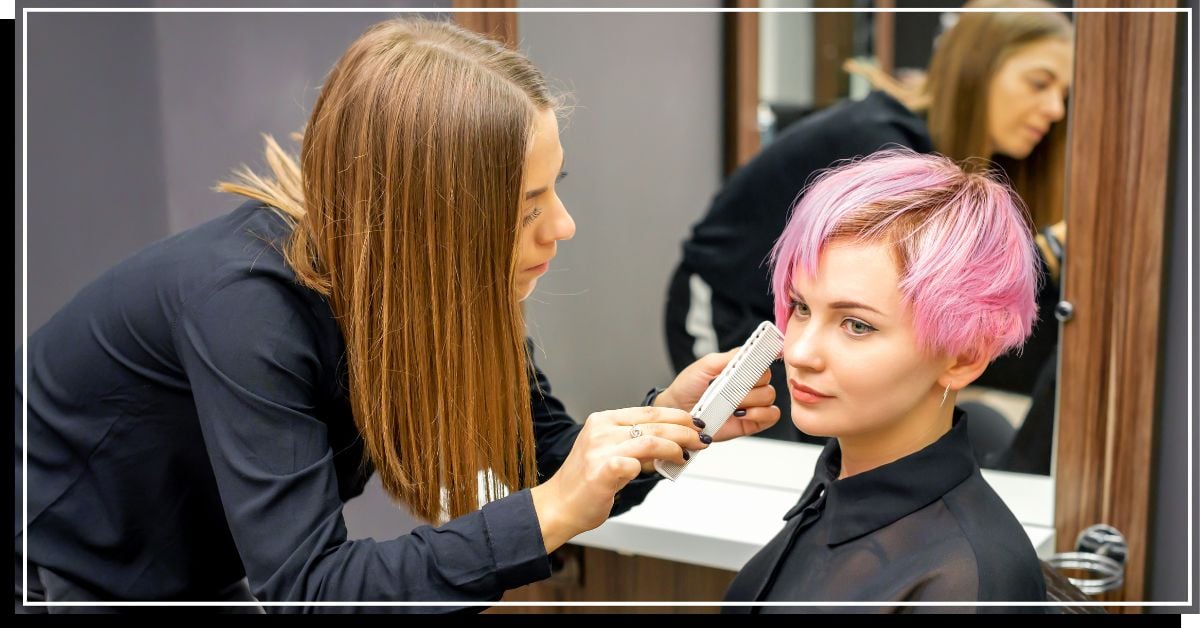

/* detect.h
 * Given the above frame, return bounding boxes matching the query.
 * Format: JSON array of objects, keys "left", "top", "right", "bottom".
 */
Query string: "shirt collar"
[{"left": 782, "top": 408, "right": 977, "bottom": 546}]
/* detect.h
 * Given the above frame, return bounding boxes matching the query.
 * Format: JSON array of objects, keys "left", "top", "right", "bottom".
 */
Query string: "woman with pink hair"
[{"left": 723, "top": 150, "right": 1045, "bottom": 612}]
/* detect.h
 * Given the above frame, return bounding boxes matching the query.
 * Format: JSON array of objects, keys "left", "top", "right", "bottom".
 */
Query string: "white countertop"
[{"left": 573, "top": 436, "right": 1057, "bottom": 572}]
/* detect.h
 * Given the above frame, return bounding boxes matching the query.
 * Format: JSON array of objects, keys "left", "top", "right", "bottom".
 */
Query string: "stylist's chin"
[{"left": 516, "top": 259, "right": 552, "bottom": 301}]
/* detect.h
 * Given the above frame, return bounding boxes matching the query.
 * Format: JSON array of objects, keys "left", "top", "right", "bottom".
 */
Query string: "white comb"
[{"left": 654, "top": 321, "right": 785, "bottom": 481}]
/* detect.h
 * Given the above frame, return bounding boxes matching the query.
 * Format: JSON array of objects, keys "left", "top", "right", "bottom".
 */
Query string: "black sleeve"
[
  {"left": 524, "top": 342, "right": 663, "bottom": 517},
  {"left": 173, "top": 279, "right": 551, "bottom": 611}
]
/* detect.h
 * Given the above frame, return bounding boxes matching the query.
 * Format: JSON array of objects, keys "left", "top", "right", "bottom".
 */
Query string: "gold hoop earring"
[{"left": 940, "top": 384, "right": 951, "bottom": 408}]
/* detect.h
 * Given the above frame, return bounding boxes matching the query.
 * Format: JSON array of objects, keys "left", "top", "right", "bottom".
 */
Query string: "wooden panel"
[
  {"left": 1054, "top": 2, "right": 1176, "bottom": 609},
  {"left": 872, "top": 0, "right": 895, "bottom": 76},
  {"left": 453, "top": 0, "right": 518, "bottom": 49},
  {"left": 724, "top": 0, "right": 760, "bottom": 175},
  {"left": 812, "top": 0, "right": 855, "bottom": 108},
  {"left": 490, "top": 545, "right": 736, "bottom": 613}
]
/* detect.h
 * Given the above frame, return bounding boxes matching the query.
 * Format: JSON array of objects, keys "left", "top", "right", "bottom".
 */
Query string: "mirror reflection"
[{"left": 665, "top": 0, "right": 1073, "bottom": 476}]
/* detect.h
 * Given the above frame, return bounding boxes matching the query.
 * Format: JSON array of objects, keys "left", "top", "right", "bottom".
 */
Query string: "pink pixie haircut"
[{"left": 769, "top": 149, "right": 1040, "bottom": 364}]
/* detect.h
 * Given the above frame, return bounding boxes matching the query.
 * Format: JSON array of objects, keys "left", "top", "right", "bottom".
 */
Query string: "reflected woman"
[
  {"left": 665, "top": 0, "right": 1073, "bottom": 461},
  {"left": 723, "top": 150, "right": 1046, "bottom": 612}
]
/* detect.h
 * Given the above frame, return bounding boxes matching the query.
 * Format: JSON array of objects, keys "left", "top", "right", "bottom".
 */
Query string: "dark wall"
[{"left": 24, "top": 10, "right": 169, "bottom": 342}]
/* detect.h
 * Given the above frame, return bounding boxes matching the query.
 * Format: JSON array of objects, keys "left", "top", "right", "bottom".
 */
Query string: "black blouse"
[
  {"left": 16, "top": 200, "right": 662, "bottom": 610},
  {"left": 723, "top": 410, "right": 1046, "bottom": 613}
]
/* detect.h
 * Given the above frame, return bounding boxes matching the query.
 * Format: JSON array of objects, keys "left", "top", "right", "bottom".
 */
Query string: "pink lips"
[
  {"left": 789, "top": 379, "right": 833, "bottom": 405},
  {"left": 525, "top": 260, "right": 551, "bottom": 274}
]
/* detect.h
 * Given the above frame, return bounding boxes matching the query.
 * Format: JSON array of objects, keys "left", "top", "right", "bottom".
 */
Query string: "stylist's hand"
[
  {"left": 529, "top": 406, "right": 705, "bottom": 553},
  {"left": 1047, "top": 219, "right": 1066, "bottom": 246},
  {"left": 653, "top": 349, "right": 781, "bottom": 442}
]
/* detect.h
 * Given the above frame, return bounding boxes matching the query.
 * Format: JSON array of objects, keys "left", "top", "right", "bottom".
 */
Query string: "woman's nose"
[
  {"left": 1044, "top": 91, "right": 1067, "bottom": 122},
  {"left": 547, "top": 199, "right": 575, "bottom": 243},
  {"left": 783, "top": 323, "right": 825, "bottom": 372}
]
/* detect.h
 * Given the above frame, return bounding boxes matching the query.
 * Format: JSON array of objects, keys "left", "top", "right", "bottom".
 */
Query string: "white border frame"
[{"left": 17, "top": 3, "right": 1194, "bottom": 611}]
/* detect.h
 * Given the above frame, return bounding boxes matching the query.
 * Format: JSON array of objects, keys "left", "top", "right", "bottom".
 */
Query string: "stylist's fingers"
[
  {"left": 738, "top": 382, "right": 777, "bottom": 409},
  {"left": 628, "top": 422, "right": 711, "bottom": 452},
  {"left": 737, "top": 406, "right": 781, "bottom": 431},
  {"left": 692, "top": 348, "right": 738, "bottom": 376},
  {"left": 712, "top": 405, "right": 782, "bottom": 441},
  {"left": 600, "top": 455, "right": 644, "bottom": 490},
  {"left": 614, "top": 434, "right": 691, "bottom": 466},
  {"left": 592, "top": 405, "right": 698, "bottom": 430},
  {"left": 697, "top": 353, "right": 774, "bottom": 383}
]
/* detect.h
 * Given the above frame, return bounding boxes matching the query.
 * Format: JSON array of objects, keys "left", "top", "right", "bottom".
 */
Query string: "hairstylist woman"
[{"left": 15, "top": 18, "right": 779, "bottom": 612}]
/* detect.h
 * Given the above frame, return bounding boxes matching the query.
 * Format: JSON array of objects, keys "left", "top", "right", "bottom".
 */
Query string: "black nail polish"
[
  {"left": 692, "top": 417, "right": 706, "bottom": 429},
  {"left": 733, "top": 409, "right": 747, "bottom": 417},
  {"left": 682, "top": 450, "right": 690, "bottom": 461},
  {"left": 699, "top": 434, "right": 713, "bottom": 445}
]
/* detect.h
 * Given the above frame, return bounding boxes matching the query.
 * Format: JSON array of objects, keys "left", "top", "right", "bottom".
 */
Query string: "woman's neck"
[{"left": 836, "top": 395, "right": 955, "bottom": 480}]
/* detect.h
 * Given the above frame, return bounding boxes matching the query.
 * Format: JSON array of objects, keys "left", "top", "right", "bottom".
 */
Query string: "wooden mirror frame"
[
  {"left": 1055, "top": 0, "right": 1176, "bottom": 606},
  {"left": 453, "top": 0, "right": 518, "bottom": 48}
]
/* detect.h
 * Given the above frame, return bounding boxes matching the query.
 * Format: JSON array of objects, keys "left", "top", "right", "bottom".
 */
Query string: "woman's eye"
[
  {"left": 789, "top": 300, "right": 809, "bottom": 318},
  {"left": 843, "top": 319, "right": 876, "bottom": 336},
  {"left": 522, "top": 207, "right": 543, "bottom": 227}
]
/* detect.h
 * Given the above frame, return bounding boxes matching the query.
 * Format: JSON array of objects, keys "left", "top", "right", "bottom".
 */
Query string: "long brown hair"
[
  {"left": 924, "top": 0, "right": 1072, "bottom": 228},
  {"left": 850, "top": 0, "right": 1073, "bottom": 228},
  {"left": 217, "top": 18, "right": 553, "bottom": 522}
]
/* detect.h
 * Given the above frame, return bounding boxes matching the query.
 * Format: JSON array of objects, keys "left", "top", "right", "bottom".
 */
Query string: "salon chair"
[
  {"left": 1041, "top": 524, "right": 1128, "bottom": 614},
  {"left": 1040, "top": 561, "right": 1106, "bottom": 614}
]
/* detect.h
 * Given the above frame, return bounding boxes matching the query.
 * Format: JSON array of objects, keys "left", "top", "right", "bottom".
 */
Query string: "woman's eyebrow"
[
  {"left": 829, "top": 300, "right": 884, "bottom": 316},
  {"left": 1028, "top": 66, "right": 1060, "bottom": 80},
  {"left": 790, "top": 289, "right": 882, "bottom": 315},
  {"left": 524, "top": 157, "right": 567, "bottom": 200}
]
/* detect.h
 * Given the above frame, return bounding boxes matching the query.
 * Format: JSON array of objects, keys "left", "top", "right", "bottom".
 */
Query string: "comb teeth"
[{"left": 655, "top": 321, "right": 784, "bottom": 481}]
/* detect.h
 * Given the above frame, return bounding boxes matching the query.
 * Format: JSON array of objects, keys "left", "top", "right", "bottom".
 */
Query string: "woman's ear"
[{"left": 938, "top": 350, "right": 992, "bottom": 392}]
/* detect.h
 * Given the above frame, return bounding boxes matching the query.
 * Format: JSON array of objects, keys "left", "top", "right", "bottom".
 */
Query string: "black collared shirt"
[{"left": 723, "top": 410, "right": 1046, "bottom": 613}]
